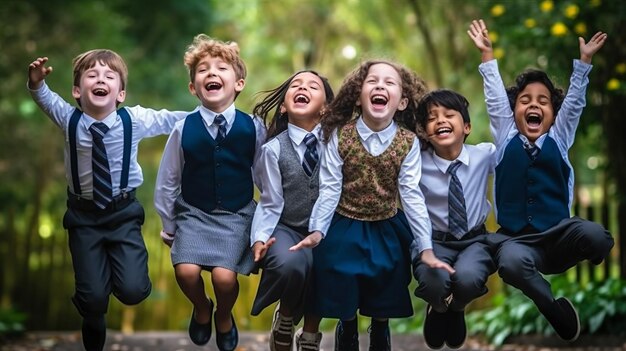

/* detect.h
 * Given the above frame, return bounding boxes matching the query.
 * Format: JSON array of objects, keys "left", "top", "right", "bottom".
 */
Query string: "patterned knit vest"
[{"left": 336, "top": 121, "right": 415, "bottom": 221}]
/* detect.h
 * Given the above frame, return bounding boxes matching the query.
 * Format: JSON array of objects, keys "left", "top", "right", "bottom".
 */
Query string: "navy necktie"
[
  {"left": 447, "top": 161, "right": 468, "bottom": 238},
  {"left": 89, "top": 122, "right": 112, "bottom": 209},
  {"left": 526, "top": 144, "right": 540, "bottom": 160},
  {"left": 302, "top": 133, "right": 319, "bottom": 176},
  {"left": 214, "top": 114, "right": 227, "bottom": 142}
]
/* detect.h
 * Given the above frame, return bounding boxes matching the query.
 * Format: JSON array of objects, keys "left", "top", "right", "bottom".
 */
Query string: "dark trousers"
[
  {"left": 491, "top": 217, "right": 614, "bottom": 312},
  {"left": 413, "top": 231, "right": 495, "bottom": 313},
  {"left": 251, "top": 223, "right": 312, "bottom": 324},
  {"left": 63, "top": 194, "right": 152, "bottom": 349}
]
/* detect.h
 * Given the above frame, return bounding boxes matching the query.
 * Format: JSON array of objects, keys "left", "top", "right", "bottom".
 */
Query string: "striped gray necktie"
[
  {"left": 447, "top": 161, "right": 468, "bottom": 239},
  {"left": 89, "top": 122, "right": 112, "bottom": 209},
  {"left": 302, "top": 133, "right": 319, "bottom": 176},
  {"left": 214, "top": 114, "right": 227, "bottom": 142}
]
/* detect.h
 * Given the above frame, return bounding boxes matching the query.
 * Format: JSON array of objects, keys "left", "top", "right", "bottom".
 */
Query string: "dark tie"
[
  {"left": 302, "top": 133, "right": 319, "bottom": 176},
  {"left": 214, "top": 114, "right": 227, "bottom": 142},
  {"left": 526, "top": 144, "right": 540, "bottom": 160},
  {"left": 89, "top": 122, "right": 112, "bottom": 209},
  {"left": 447, "top": 161, "right": 468, "bottom": 239}
]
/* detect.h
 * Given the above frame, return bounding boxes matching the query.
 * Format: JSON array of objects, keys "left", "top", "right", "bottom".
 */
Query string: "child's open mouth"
[
  {"left": 371, "top": 95, "right": 388, "bottom": 108},
  {"left": 92, "top": 88, "right": 108, "bottom": 96},
  {"left": 205, "top": 82, "right": 222, "bottom": 91},
  {"left": 294, "top": 94, "right": 310, "bottom": 105},
  {"left": 435, "top": 127, "right": 452, "bottom": 136},
  {"left": 526, "top": 113, "right": 542, "bottom": 127}
]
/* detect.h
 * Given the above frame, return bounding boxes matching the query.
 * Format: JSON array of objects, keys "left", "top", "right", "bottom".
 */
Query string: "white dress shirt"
[
  {"left": 29, "top": 81, "right": 190, "bottom": 198},
  {"left": 250, "top": 124, "right": 322, "bottom": 245},
  {"left": 154, "top": 104, "right": 267, "bottom": 234},
  {"left": 479, "top": 59, "right": 592, "bottom": 212},
  {"left": 308, "top": 117, "right": 433, "bottom": 253},
  {"left": 419, "top": 144, "right": 496, "bottom": 233}
]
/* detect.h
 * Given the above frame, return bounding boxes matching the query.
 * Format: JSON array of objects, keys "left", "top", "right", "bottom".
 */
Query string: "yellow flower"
[
  {"left": 591, "top": 0, "right": 601, "bottom": 7},
  {"left": 616, "top": 63, "right": 626, "bottom": 74},
  {"left": 607, "top": 78, "right": 620, "bottom": 91},
  {"left": 494, "top": 48, "right": 505, "bottom": 59},
  {"left": 551, "top": 22, "right": 568, "bottom": 37},
  {"left": 574, "top": 22, "right": 587, "bottom": 35},
  {"left": 540, "top": 0, "right": 554, "bottom": 12},
  {"left": 489, "top": 31, "right": 499, "bottom": 43},
  {"left": 491, "top": 4, "right": 506, "bottom": 17},
  {"left": 524, "top": 18, "right": 537, "bottom": 28},
  {"left": 564, "top": 4, "right": 579, "bottom": 18}
]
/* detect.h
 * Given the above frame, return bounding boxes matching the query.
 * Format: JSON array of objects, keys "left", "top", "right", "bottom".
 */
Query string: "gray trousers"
[
  {"left": 251, "top": 223, "right": 313, "bottom": 323},
  {"left": 63, "top": 199, "right": 152, "bottom": 319},
  {"left": 490, "top": 217, "right": 614, "bottom": 312},
  {"left": 413, "top": 235, "right": 495, "bottom": 313}
]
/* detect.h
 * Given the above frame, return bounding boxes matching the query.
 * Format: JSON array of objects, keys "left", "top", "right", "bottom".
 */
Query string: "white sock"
[{"left": 301, "top": 331, "right": 319, "bottom": 341}]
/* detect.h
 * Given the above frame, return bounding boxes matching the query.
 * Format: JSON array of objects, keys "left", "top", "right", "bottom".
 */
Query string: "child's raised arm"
[
  {"left": 467, "top": 19, "right": 494, "bottom": 63},
  {"left": 28, "top": 57, "right": 53, "bottom": 90},
  {"left": 580, "top": 31, "right": 607, "bottom": 64}
]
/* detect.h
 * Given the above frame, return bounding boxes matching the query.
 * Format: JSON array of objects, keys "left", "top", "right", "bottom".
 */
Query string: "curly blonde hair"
[
  {"left": 320, "top": 60, "right": 428, "bottom": 143},
  {"left": 183, "top": 34, "right": 247, "bottom": 82}
]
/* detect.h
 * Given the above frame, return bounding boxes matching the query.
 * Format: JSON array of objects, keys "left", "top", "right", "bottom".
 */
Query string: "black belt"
[
  {"left": 67, "top": 189, "right": 136, "bottom": 213},
  {"left": 432, "top": 224, "right": 486, "bottom": 242}
]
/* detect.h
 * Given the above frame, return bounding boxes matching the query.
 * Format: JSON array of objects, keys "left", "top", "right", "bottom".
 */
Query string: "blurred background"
[{"left": 1, "top": 0, "right": 625, "bottom": 345}]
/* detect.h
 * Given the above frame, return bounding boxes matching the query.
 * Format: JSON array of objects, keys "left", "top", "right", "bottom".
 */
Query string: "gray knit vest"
[{"left": 276, "top": 130, "right": 320, "bottom": 228}]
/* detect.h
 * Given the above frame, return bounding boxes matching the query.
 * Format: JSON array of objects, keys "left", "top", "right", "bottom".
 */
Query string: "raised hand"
[
  {"left": 467, "top": 19, "right": 494, "bottom": 62},
  {"left": 289, "top": 231, "right": 322, "bottom": 251},
  {"left": 252, "top": 237, "right": 276, "bottom": 262},
  {"left": 28, "top": 57, "right": 53, "bottom": 89},
  {"left": 580, "top": 31, "right": 607, "bottom": 64}
]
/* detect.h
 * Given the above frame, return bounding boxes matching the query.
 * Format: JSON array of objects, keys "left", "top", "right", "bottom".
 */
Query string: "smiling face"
[
  {"left": 279, "top": 72, "right": 327, "bottom": 129},
  {"left": 357, "top": 63, "right": 408, "bottom": 132},
  {"left": 189, "top": 55, "right": 245, "bottom": 113},
  {"left": 425, "top": 103, "right": 470, "bottom": 160},
  {"left": 514, "top": 82, "right": 555, "bottom": 143},
  {"left": 72, "top": 61, "right": 126, "bottom": 120}
]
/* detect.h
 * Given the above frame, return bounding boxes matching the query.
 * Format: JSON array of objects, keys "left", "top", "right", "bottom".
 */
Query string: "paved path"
[
  {"left": 2, "top": 331, "right": 484, "bottom": 351},
  {"left": 2, "top": 331, "right": 625, "bottom": 351}
]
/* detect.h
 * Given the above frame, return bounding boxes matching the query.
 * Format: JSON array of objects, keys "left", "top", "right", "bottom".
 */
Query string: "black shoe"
[
  {"left": 81, "top": 316, "right": 106, "bottom": 351},
  {"left": 542, "top": 297, "right": 580, "bottom": 342},
  {"left": 335, "top": 320, "right": 359, "bottom": 351},
  {"left": 216, "top": 314, "right": 238, "bottom": 351},
  {"left": 368, "top": 323, "right": 391, "bottom": 351},
  {"left": 445, "top": 309, "right": 466, "bottom": 349},
  {"left": 423, "top": 305, "right": 446, "bottom": 349},
  {"left": 188, "top": 299, "right": 213, "bottom": 346}
]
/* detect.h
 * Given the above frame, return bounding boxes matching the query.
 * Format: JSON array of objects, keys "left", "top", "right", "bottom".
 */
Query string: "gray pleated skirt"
[{"left": 171, "top": 196, "right": 255, "bottom": 275}]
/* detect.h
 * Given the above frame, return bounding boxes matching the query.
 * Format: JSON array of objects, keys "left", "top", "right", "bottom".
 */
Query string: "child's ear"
[
  {"left": 235, "top": 78, "right": 246, "bottom": 93},
  {"left": 464, "top": 122, "right": 472, "bottom": 136},
  {"left": 117, "top": 90, "right": 126, "bottom": 104},
  {"left": 72, "top": 86, "right": 81, "bottom": 100},
  {"left": 280, "top": 103, "right": 287, "bottom": 115},
  {"left": 188, "top": 82, "right": 196, "bottom": 95},
  {"left": 397, "top": 97, "right": 409, "bottom": 111}
]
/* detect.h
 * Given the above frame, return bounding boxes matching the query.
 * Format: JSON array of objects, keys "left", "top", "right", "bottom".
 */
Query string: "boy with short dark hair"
[
  {"left": 413, "top": 89, "right": 497, "bottom": 349},
  {"left": 28, "top": 50, "right": 189, "bottom": 351},
  {"left": 468, "top": 19, "right": 614, "bottom": 341}
]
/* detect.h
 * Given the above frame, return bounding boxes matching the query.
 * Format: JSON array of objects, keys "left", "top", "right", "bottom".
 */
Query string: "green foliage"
[
  {"left": 467, "top": 276, "right": 626, "bottom": 346},
  {"left": 0, "top": 308, "right": 27, "bottom": 340}
]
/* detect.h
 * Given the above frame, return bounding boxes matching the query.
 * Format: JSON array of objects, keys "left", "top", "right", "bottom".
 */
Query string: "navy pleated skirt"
[{"left": 308, "top": 210, "right": 414, "bottom": 319}]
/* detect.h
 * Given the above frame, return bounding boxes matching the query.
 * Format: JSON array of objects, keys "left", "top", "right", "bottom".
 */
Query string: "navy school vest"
[
  {"left": 181, "top": 110, "right": 256, "bottom": 213},
  {"left": 68, "top": 107, "right": 132, "bottom": 196},
  {"left": 495, "top": 135, "right": 570, "bottom": 234}
]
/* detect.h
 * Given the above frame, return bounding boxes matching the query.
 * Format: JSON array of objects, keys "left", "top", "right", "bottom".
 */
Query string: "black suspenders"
[{"left": 68, "top": 107, "right": 132, "bottom": 196}]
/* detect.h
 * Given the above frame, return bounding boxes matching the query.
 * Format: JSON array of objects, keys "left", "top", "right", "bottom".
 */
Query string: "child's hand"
[
  {"left": 579, "top": 31, "right": 607, "bottom": 64},
  {"left": 289, "top": 231, "right": 323, "bottom": 251},
  {"left": 160, "top": 230, "right": 175, "bottom": 247},
  {"left": 420, "top": 249, "right": 456, "bottom": 274},
  {"left": 28, "top": 57, "right": 53, "bottom": 89},
  {"left": 252, "top": 237, "right": 276, "bottom": 262},
  {"left": 467, "top": 19, "right": 495, "bottom": 62}
]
